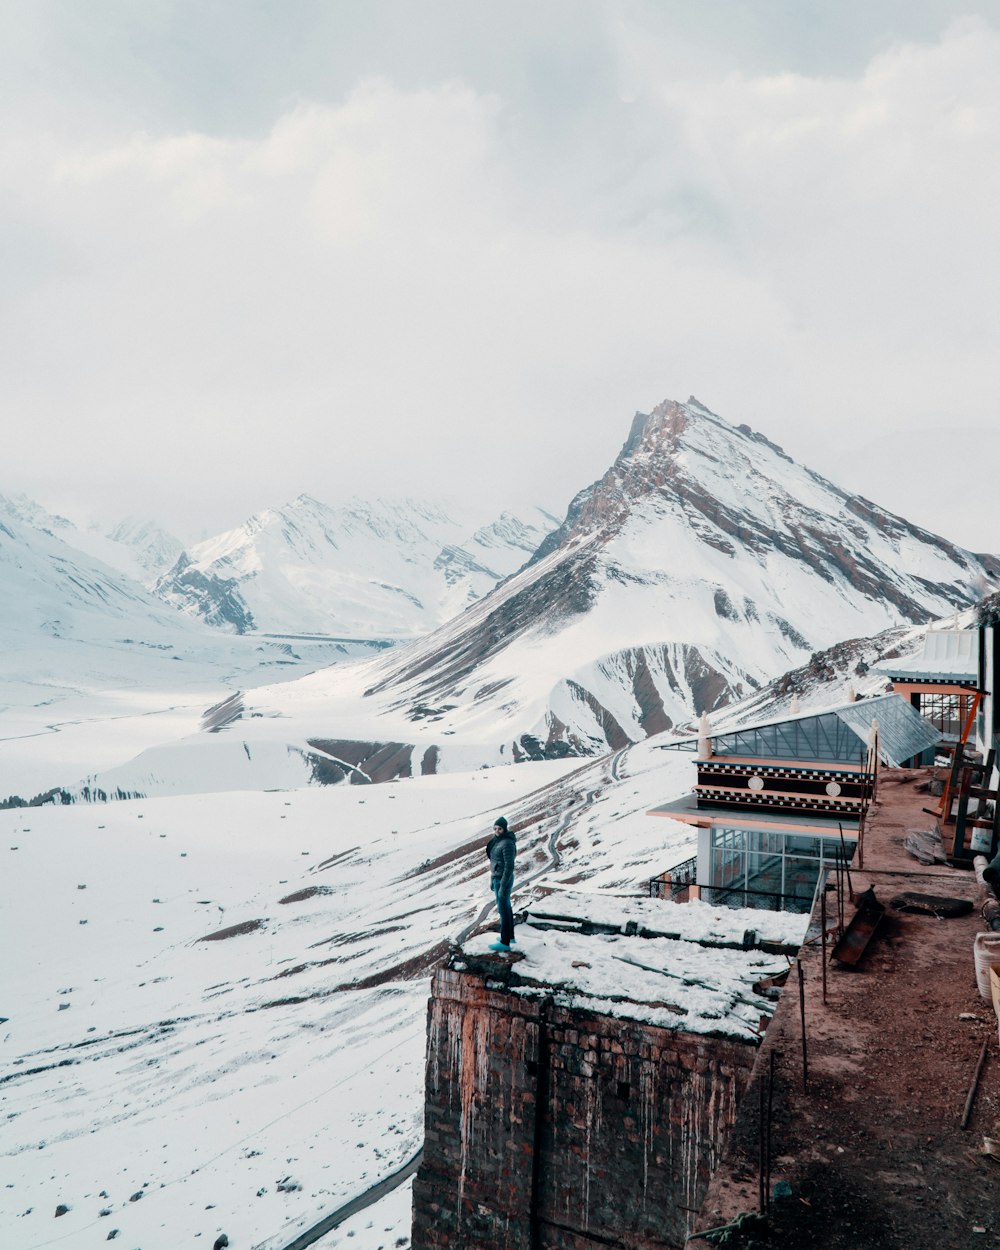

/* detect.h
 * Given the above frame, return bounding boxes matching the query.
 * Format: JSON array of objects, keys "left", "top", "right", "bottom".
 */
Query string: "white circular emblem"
[
  {"left": 748, "top": 775, "right": 765, "bottom": 791},
  {"left": 825, "top": 781, "right": 842, "bottom": 797}
]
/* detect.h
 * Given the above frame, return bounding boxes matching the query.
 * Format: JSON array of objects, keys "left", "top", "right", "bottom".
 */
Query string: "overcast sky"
[{"left": 2, "top": 1, "right": 998, "bottom": 547}]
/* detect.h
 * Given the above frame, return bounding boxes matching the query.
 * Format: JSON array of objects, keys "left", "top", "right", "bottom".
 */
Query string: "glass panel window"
[
  {"left": 915, "top": 691, "right": 974, "bottom": 738},
  {"left": 707, "top": 826, "right": 856, "bottom": 913}
]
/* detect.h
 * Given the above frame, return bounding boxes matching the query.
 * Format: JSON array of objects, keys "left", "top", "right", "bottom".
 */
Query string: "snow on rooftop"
[
  {"left": 459, "top": 893, "right": 806, "bottom": 1042},
  {"left": 524, "top": 889, "right": 807, "bottom": 948},
  {"left": 460, "top": 921, "right": 794, "bottom": 1042},
  {"left": 875, "top": 627, "right": 979, "bottom": 680}
]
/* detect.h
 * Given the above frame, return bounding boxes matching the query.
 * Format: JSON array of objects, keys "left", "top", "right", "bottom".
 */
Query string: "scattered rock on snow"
[
  {"left": 55, "top": 1203, "right": 71, "bottom": 1216},
  {"left": 198, "top": 919, "right": 264, "bottom": 942}
]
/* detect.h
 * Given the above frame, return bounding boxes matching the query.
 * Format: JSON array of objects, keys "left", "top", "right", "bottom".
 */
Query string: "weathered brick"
[{"left": 412, "top": 968, "right": 756, "bottom": 1250}]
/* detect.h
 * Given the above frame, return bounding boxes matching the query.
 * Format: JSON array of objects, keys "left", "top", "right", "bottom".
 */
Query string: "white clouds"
[{"left": 2, "top": 15, "right": 998, "bottom": 545}]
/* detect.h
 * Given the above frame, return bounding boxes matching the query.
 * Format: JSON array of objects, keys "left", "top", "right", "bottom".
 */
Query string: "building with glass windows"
[
  {"left": 876, "top": 628, "right": 980, "bottom": 744},
  {"left": 649, "top": 693, "right": 940, "bottom": 913}
]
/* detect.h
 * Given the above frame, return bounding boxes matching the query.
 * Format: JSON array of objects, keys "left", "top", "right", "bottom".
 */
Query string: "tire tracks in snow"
[
  {"left": 456, "top": 745, "right": 627, "bottom": 944},
  {"left": 270, "top": 745, "right": 631, "bottom": 1250}
]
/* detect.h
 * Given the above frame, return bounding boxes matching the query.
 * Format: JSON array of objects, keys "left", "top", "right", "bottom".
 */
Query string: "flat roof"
[
  {"left": 875, "top": 627, "right": 979, "bottom": 683},
  {"left": 882, "top": 670, "right": 978, "bottom": 685},
  {"left": 648, "top": 792, "right": 861, "bottom": 836}
]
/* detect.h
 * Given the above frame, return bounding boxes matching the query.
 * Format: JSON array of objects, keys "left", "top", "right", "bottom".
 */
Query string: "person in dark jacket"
[{"left": 486, "top": 816, "right": 516, "bottom": 951}]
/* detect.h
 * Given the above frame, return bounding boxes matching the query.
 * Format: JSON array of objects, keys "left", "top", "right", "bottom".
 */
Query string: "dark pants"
[{"left": 493, "top": 879, "right": 514, "bottom": 945}]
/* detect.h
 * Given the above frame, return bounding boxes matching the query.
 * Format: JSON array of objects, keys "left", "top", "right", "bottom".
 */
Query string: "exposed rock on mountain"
[
  {"left": 154, "top": 494, "right": 557, "bottom": 639},
  {"left": 339, "top": 397, "right": 998, "bottom": 756},
  {"left": 0, "top": 493, "right": 382, "bottom": 800},
  {"left": 714, "top": 624, "right": 919, "bottom": 731},
  {"left": 160, "top": 553, "right": 257, "bottom": 633}
]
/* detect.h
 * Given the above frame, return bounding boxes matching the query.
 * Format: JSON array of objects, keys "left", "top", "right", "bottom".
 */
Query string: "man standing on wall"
[{"left": 487, "top": 816, "right": 516, "bottom": 952}]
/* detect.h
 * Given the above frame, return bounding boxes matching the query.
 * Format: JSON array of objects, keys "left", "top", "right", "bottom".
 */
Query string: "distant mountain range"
[
  {"left": 153, "top": 494, "right": 559, "bottom": 638},
  {"left": 0, "top": 492, "right": 371, "bottom": 785},
  {"left": 219, "top": 396, "right": 998, "bottom": 773},
  {"left": 6, "top": 397, "right": 999, "bottom": 800},
  {"left": 0, "top": 489, "right": 558, "bottom": 795},
  {"left": 0, "top": 492, "right": 198, "bottom": 658}
]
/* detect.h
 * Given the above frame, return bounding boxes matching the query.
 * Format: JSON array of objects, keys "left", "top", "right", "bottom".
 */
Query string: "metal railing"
[{"left": 649, "top": 848, "right": 855, "bottom": 915}]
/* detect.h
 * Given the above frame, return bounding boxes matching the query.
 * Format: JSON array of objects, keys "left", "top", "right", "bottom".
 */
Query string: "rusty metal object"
[{"left": 830, "top": 887, "right": 885, "bottom": 967}]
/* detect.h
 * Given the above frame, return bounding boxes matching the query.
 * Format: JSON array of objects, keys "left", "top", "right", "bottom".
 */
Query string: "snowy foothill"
[
  {"left": 0, "top": 491, "right": 386, "bottom": 798},
  {"left": 1, "top": 738, "right": 702, "bottom": 1250}
]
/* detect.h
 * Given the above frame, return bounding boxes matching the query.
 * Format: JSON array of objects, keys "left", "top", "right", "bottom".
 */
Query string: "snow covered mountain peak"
[
  {"left": 531, "top": 396, "right": 991, "bottom": 623},
  {"left": 154, "top": 494, "right": 559, "bottom": 638},
  {"left": 312, "top": 396, "right": 999, "bottom": 760},
  {"left": 105, "top": 515, "right": 184, "bottom": 579},
  {"left": 0, "top": 490, "right": 75, "bottom": 534}
]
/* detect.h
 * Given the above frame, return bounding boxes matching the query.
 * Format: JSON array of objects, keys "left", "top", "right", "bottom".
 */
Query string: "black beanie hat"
[{"left": 494, "top": 816, "right": 508, "bottom": 831}]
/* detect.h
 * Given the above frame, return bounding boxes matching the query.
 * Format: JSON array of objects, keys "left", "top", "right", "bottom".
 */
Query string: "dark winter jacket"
[{"left": 486, "top": 830, "right": 516, "bottom": 893}]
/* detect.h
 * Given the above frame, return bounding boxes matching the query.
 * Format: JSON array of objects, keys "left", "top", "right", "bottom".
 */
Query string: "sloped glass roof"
[
  {"left": 710, "top": 693, "right": 939, "bottom": 768},
  {"left": 835, "top": 694, "right": 941, "bottom": 769}
]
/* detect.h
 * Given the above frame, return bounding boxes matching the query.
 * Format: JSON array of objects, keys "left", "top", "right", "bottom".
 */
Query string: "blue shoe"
[{"left": 488, "top": 941, "right": 511, "bottom": 952}]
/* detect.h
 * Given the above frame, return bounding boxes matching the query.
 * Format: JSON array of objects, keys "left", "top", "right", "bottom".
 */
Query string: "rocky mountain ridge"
[
  {"left": 324, "top": 396, "right": 998, "bottom": 757},
  {"left": 154, "top": 493, "right": 558, "bottom": 639}
]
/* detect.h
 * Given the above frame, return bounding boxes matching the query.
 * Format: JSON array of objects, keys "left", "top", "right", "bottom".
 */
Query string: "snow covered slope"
[
  {"left": 1, "top": 738, "right": 792, "bottom": 1250},
  {"left": 218, "top": 398, "right": 998, "bottom": 766},
  {"left": 0, "top": 493, "right": 171, "bottom": 585},
  {"left": 154, "top": 494, "right": 558, "bottom": 638},
  {"left": 105, "top": 516, "right": 184, "bottom": 580},
  {"left": 0, "top": 498, "right": 378, "bottom": 797}
]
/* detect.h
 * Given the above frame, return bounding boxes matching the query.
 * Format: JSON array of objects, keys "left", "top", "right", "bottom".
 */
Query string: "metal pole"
[
  {"left": 838, "top": 823, "right": 854, "bottom": 901},
  {"left": 820, "top": 884, "right": 828, "bottom": 1006},
  {"left": 857, "top": 806, "right": 865, "bottom": 871},
  {"left": 837, "top": 848, "right": 845, "bottom": 936},
  {"left": 758, "top": 1072, "right": 766, "bottom": 1214},
  {"left": 797, "top": 960, "right": 808, "bottom": 1092},
  {"left": 765, "top": 1048, "right": 776, "bottom": 1207}
]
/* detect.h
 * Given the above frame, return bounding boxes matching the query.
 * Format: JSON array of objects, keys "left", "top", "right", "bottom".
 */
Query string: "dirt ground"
[{"left": 698, "top": 769, "right": 1000, "bottom": 1250}]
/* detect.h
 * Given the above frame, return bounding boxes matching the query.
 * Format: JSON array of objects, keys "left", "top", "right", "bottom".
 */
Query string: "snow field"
[{"left": 3, "top": 759, "right": 623, "bottom": 1250}]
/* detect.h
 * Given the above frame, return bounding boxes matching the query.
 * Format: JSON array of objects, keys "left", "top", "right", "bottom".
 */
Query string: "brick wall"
[{"left": 412, "top": 965, "right": 757, "bottom": 1249}]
